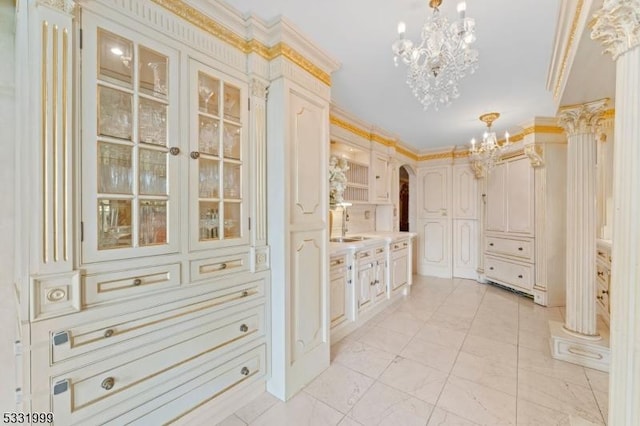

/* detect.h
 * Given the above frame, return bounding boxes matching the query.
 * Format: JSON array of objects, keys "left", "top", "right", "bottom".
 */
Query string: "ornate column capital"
[
  {"left": 558, "top": 98, "right": 609, "bottom": 136},
  {"left": 250, "top": 78, "right": 268, "bottom": 100},
  {"left": 591, "top": 0, "right": 640, "bottom": 60},
  {"left": 36, "top": 0, "right": 76, "bottom": 14}
]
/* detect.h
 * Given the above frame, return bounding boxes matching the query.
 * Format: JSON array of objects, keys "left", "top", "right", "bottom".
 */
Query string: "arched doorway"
[{"left": 399, "top": 166, "right": 410, "bottom": 231}]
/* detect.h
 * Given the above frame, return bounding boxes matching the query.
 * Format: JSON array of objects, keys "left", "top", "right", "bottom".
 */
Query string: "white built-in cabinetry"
[
  {"left": 417, "top": 160, "right": 478, "bottom": 279},
  {"left": 372, "top": 151, "right": 391, "bottom": 203},
  {"left": 479, "top": 122, "right": 567, "bottom": 306}
]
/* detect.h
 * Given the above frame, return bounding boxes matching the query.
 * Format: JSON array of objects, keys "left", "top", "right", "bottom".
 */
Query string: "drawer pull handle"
[
  {"left": 489, "top": 267, "right": 494, "bottom": 270},
  {"left": 241, "top": 290, "right": 249, "bottom": 297},
  {"left": 394, "top": 245, "right": 400, "bottom": 249},
  {"left": 597, "top": 271, "right": 604, "bottom": 277},
  {"left": 101, "top": 377, "right": 115, "bottom": 391},
  {"left": 241, "top": 367, "right": 250, "bottom": 376},
  {"left": 169, "top": 147, "right": 180, "bottom": 156},
  {"left": 597, "top": 251, "right": 605, "bottom": 256},
  {"left": 219, "top": 263, "right": 227, "bottom": 270},
  {"left": 53, "top": 331, "right": 69, "bottom": 346},
  {"left": 518, "top": 275, "right": 523, "bottom": 279},
  {"left": 133, "top": 278, "right": 142, "bottom": 286},
  {"left": 403, "top": 242, "right": 408, "bottom": 247},
  {"left": 240, "top": 324, "right": 249, "bottom": 332},
  {"left": 103, "top": 329, "right": 114, "bottom": 338},
  {"left": 597, "top": 295, "right": 604, "bottom": 300},
  {"left": 190, "top": 151, "right": 200, "bottom": 159},
  {"left": 518, "top": 247, "right": 523, "bottom": 251},
  {"left": 602, "top": 289, "right": 609, "bottom": 295},
  {"left": 489, "top": 243, "right": 494, "bottom": 246},
  {"left": 376, "top": 248, "right": 384, "bottom": 254}
]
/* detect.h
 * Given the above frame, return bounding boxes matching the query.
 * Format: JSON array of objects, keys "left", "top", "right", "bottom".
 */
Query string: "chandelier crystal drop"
[
  {"left": 469, "top": 112, "right": 510, "bottom": 173},
  {"left": 392, "top": 0, "right": 479, "bottom": 111}
]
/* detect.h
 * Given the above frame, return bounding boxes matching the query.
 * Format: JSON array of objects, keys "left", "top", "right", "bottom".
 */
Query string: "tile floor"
[{"left": 218, "top": 276, "right": 609, "bottom": 426}]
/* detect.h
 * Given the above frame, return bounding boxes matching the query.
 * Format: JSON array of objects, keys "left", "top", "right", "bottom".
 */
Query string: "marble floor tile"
[
  {"left": 357, "top": 325, "right": 414, "bottom": 354},
  {"left": 518, "top": 327, "right": 551, "bottom": 353},
  {"left": 437, "top": 375, "right": 516, "bottom": 425},
  {"left": 217, "top": 414, "right": 247, "bottom": 426},
  {"left": 349, "top": 382, "right": 434, "bottom": 426},
  {"left": 235, "top": 392, "right": 280, "bottom": 424},
  {"left": 332, "top": 339, "right": 396, "bottom": 379},
  {"left": 413, "top": 323, "right": 466, "bottom": 351},
  {"left": 427, "top": 407, "right": 480, "bottom": 426},
  {"left": 250, "top": 391, "right": 344, "bottom": 426},
  {"left": 426, "top": 311, "right": 475, "bottom": 332},
  {"left": 400, "top": 336, "right": 459, "bottom": 373},
  {"left": 450, "top": 351, "right": 517, "bottom": 396},
  {"left": 378, "top": 356, "right": 448, "bottom": 404},
  {"left": 517, "top": 368, "right": 604, "bottom": 424},
  {"left": 337, "top": 417, "right": 363, "bottom": 426},
  {"left": 518, "top": 345, "right": 590, "bottom": 387},
  {"left": 468, "top": 318, "right": 518, "bottom": 345},
  {"left": 593, "top": 390, "right": 608, "bottom": 424},
  {"left": 516, "top": 398, "right": 603, "bottom": 426},
  {"left": 304, "top": 363, "right": 374, "bottom": 414},
  {"left": 460, "top": 334, "right": 518, "bottom": 367},
  {"left": 584, "top": 367, "right": 609, "bottom": 393},
  {"left": 377, "top": 310, "right": 426, "bottom": 335},
  {"left": 394, "top": 300, "right": 438, "bottom": 321}
]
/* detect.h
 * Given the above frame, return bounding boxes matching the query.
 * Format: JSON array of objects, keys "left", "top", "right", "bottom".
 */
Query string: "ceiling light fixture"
[
  {"left": 392, "top": 0, "right": 478, "bottom": 111},
  {"left": 469, "top": 112, "right": 510, "bottom": 173}
]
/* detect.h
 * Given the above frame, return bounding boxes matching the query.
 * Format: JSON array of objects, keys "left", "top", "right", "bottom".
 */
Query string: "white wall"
[
  {"left": 330, "top": 204, "right": 376, "bottom": 237},
  {"left": 0, "top": 0, "right": 16, "bottom": 413}
]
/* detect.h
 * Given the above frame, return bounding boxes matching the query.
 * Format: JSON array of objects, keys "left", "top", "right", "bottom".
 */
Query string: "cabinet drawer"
[
  {"left": 485, "top": 256, "right": 534, "bottom": 291},
  {"left": 52, "top": 279, "right": 264, "bottom": 365},
  {"left": 51, "top": 308, "right": 266, "bottom": 425},
  {"left": 84, "top": 264, "right": 181, "bottom": 307},
  {"left": 391, "top": 240, "right": 410, "bottom": 252},
  {"left": 190, "top": 252, "right": 249, "bottom": 282},
  {"left": 596, "top": 246, "right": 611, "bottom": 266},
  {"left": 596, "top": 262, "right": 610, "bottom": 287},
  {"left": 486, "top": 236, "right": 534, "bottom": 261},
  {"left": 596, "top": 280, "right": 609, "bottom": 314},
  {"left": 330, "top": 254, "right": 347, "bottom": 270},
  {"left": 356, "top": 248, "right": 374, "bottom": 260}
]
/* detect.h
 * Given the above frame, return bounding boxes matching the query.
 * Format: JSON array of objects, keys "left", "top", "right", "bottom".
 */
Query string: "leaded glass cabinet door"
[
  {"left": 189, "top": 59, "right": 248, "bottom": 250},
  {"left": 81, "top": 13, "right": 181, "bottom": 263}
]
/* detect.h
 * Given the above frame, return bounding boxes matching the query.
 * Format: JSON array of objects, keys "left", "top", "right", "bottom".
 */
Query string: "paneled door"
[
  {"left": 418, "top": 165, "right": 452, "bottom": 277},
  {"left": 486, "top": 162, "right": 507, "bottom": 232}
]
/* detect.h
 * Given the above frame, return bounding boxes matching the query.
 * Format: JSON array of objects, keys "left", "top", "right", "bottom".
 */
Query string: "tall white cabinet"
[
  {"left": 13, "top": 0, "right": 337, "bottom": 422},
  {"left": 479, "top": 119, "right": 567, "bottom": 306}
]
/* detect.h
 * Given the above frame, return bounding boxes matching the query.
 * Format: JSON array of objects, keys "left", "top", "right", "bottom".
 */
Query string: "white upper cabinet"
[
  {"left": 486, "top": 162, "right": 507, "bottom": 233},
  {"left": 505, "top": 157, "right": 535, "bottom": 235},
  {"left": 81, "top": 14, "right": 181, "bottom": 263},
  {"left": 371, "top": 152, "right": 391, "bottom": 203},
  {"left": 189, "top": 59, "right": 249, "bottom": 251}
]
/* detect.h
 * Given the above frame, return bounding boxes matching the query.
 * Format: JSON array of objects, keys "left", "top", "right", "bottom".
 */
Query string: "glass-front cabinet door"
[
  {"left": 82, "top": 14, "right": 180, "bottom": 263},
  {"left": 189, "top": 60, "right": 248, "bottom": 250}
]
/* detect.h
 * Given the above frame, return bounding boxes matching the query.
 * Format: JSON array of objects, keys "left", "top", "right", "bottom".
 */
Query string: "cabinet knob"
[
  {"left": 518, "top": 247, "right": 523, "bottom": 251},
  {"left": 240, "top": 324, "right": 248, "bottom": 332},
  {"left": 133, "top": 278, "right": 142, "bottom": 286},
  {"left": 597, "top": 295, "right": 604, "bottom": 300},
  {"left": 489, "top": 243, "right": 494, "bottom": 246},
  {"left": 602, "top": 289, "right": 609, "bottom": 295},
  {"left": 597, "top": 271, "right": 604, "bottom": 277},
  {"left": 103, "top": 329, "right": 114, "bottom": 338},
  {"left": 240, "top": 367, "right": 250, "bottom": 376},
  {"left": 169, "top": 147, "right": 180, "bottom": 156},
  {"left": 489, "top": 267, "right": 494, "bottom": 270},
  {"left": 518, "top": 275, "right": 523, "bottom": 279},
  {"left": 190, "top": 151, "right": 200, "bottom": 159},
  {"left": 101, "top": 377, "right": 115, "bottom": 391},
  {"left": 241, "top": 290, "right": 249, "bottom": 297},
  {"left": 219, "top": 263, "right": 227, "bottom": 270}
]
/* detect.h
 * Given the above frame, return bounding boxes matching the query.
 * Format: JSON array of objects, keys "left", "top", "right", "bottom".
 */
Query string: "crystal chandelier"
[
  {"left": 392, "top": 0, "right": 479, "bottom": 110},
  {"left": 469, "top": 112, "right": 510, "bottom": 173}
]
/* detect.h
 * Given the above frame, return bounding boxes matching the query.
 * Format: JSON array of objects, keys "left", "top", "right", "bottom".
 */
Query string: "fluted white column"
[
  {"left": 558, "top": 99, "right": 608, "bottom": 338},
  {"left": 592, "top": 1, "right": 640, "bottom": 424}
]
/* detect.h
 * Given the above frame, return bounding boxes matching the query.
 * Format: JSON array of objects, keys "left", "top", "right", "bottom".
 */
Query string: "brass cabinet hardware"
[
  {"left": 239, "top": 324, "right": 248, "bottom": 332},
  {"left": 133, "top": 278, "right": 142, "bottom": 286},
  {"left": 169, "top": 147, "right": 180, "bottom": 156},
  {"left": 190, "top": 151, "right": 200, "bottom": 159},
  {"left": 103, "top": 329, "right": 114, "bottom": 338},
  {"left": 101, "top": 377, "right": 115, "bottom": 391},
  {"left": 240, "top": 367, "right": 250, "bottom": 376}
]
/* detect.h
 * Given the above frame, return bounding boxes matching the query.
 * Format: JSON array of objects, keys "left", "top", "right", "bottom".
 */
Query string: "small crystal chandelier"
[
  {"left": 469, "top": 112, "right": 510, "bottom": 173},
  {"left": 392, "top": 0, "right": 479, "bottom": 111}
]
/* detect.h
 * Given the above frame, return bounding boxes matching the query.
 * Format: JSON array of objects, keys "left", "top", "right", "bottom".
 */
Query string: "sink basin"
[{"left": 330, "top": 236, "right": 370, "bottom": 243}]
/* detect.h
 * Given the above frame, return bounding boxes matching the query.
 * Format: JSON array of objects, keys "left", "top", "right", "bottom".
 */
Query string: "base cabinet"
[
  {"left": 330, "top": 254, "right": 349, "bottom": 328},
  {"left": 596, "top": 240, "right": 612, "bottom": 325}
]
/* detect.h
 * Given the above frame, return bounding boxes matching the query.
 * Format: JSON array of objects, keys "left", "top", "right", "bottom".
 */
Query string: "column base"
[{"left": 549, "top": 320, "right": 610, "bottom": 372}]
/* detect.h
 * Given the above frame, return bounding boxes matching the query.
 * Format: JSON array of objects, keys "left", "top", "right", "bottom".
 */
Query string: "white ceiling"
[{"left": 223, "top": 0, "right": 561, "bottom": 151}]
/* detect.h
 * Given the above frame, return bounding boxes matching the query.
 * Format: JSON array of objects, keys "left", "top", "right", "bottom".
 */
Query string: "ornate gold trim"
[
  {"left": 395, "top": 146, "right": 419, "bottom": 161},
  {"left": 418, "top": 152, "right": 454, "bottom": 161},
  {"left": 149, "top": 0, "right": 331, "bottom": 86},
  {"left": 371, "top": 134, "right": 395, "bottom": 147},
  {"left": 554, "top": 0, "right": 584, "bottom": 99},
  {"left": 330, "top": 115, "right": 371, "bottom": 140},
  {"left": 601, "top": 108, "right": 615, "bottom": 119}
]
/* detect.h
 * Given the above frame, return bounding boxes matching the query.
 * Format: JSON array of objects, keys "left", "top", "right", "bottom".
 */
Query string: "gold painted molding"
[
  {"left": 554, "top": 0, "right": 585, "bottom": 99},
  {"left": 150, "top": 0, "right": 331, "bottom": 86}
]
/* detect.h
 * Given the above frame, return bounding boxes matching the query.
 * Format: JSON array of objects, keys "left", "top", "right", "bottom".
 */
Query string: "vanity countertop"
[{"left": 329, "top": 231, "right": 416, "bottom": 256}]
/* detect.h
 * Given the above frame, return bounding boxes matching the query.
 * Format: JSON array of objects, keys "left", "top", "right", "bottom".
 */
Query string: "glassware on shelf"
[
  {"left": 98, "top": 142, "right": 133, "bottom": 194},
  {"left": 199, "top": 116, "right": 220, "bottom": 156},
  {"left": 223, "top": 163, "right": 241, "bottom": 199},
  {"left": 139, "top": 46, "right": 168, "bottom": 98},
  {"left": 198, "top": 72, "right": 220, "bottom": 116},
  {"left": 98, "top": 86, "right": 133, "bottom": 140},
  {"left": 198, "top": 203, "right": 219, "bottom": 241},
  {"left": 223, "top": 83, "right": 241, "bottom": 121},
  {"left": 139, "top": 149, "right": 167, "bottom": 195},
  {"left": 98, "top": 29, "right": 133, "bottom": 88},
  {"left": 139, "top": 200, "right": 167, "bottom": 246},
  {"left": 223, "top": 123, "right": 241, "bottom": 159},
  {"left": 199, "top": 159, "right": 219, "bottom": 199},
  {"left": 98, "top": 199, "right": 132, "bottom": 250},
  {"left": 224, "top": 203, "right": 241, "bottom": 239},
  {"left": 139, "top": 98, "right": 167, "bottom": 146}
]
